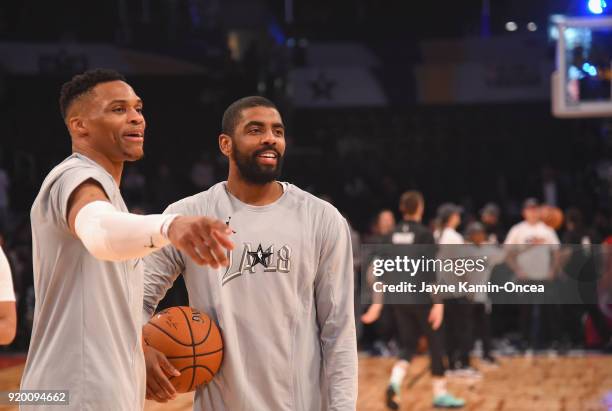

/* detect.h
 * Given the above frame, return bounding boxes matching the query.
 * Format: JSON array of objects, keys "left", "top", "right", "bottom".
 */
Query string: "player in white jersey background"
[
  {"left": 504, "top": 198, "right": 562, "bottom": 353},
  {"left": 143, "top": 96, "right": 358, "bottom": 410},
  {"left": 20, "top": 69, "right": 233, "bottom": 410}
]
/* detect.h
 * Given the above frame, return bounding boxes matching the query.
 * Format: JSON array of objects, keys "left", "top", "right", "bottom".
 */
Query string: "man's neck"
[
  {"left": 73, "top": 146, "right": 123, "bottom": 186},
  {"left": 226, "top": 173, "right": 283, "bottom": 206},
  {"left": 403, "top": 215, "right": 421, "bottom": 223}
]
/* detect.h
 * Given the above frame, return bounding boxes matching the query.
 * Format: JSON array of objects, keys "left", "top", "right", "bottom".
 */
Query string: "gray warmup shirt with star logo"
[{"left": 143, "top": 181, "right": 357, "bottom": 411}]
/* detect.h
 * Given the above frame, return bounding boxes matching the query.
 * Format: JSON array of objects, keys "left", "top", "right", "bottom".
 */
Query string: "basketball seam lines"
[
  {"left": 166, "top": 347, "right": 223, "bottom": 360},
  {"left": 178, "top": 306, "right": 198, "bottom": 392},
  {"left": 194, "top": 313, "right": 213, "bottom": 346},
  {"left": 149, "top": 322, "right": 196, "bottom": 347},
  {"left": 169, "top": 365, "right": 214, "bottom": 384},
  {"left": 173, "top": 365, "right": 215, "bottom": 376}
]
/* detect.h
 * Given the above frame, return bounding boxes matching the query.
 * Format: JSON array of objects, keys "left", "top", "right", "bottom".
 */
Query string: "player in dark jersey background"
[
  {"left": 561, "top": 208, "right": 611, "bottom": 350},
  {"left": 362, "top": 191, "right": 464, "bottom": 409}
]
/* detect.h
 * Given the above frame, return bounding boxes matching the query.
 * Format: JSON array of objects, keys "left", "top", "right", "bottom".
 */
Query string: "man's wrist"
[{"left": 161, "top": 214, "right": 180, "bottom": 239}]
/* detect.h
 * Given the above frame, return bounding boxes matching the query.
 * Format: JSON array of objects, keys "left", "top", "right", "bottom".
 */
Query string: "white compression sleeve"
[{"left": 75, "top": 201, "right": 179, "bottom": 262}]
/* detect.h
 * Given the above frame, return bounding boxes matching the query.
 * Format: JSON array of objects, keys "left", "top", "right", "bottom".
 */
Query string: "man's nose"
[
  {"left": 260, "top": 129, "right": 277, "bottom": 145},
  {"left": 128, "top": 108, "right": 144, "bottom": 124}
]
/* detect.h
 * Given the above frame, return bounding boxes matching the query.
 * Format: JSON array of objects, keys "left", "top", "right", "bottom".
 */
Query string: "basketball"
[
  {"left": 540, "top": 205, "right": 564, "bottom": 230},
  {"left": 143, "top": 306, "right": 223, "bottom": 393}
]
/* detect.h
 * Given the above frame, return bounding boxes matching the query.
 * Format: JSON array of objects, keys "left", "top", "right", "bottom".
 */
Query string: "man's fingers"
[
  {"left": 183, "top": 241, "right": 208, "bottom": 266},
  {"left": 156, "top": 355, "right": 179, "bottom": 397},
  {"left": 195, "top": 241, "right": 219, "bottom": 269},
  {"left": 147, "top": 376, "right": 170, "bottom": 402},
  {"left": 146, "top": 386, "right": 167, "bottom": 403},
  {"left": 210, "top": 220, "right": 233, "bottom": 236},
  {"left": 152, "top": 364, "right": 176, "bottom": 399},
  {"left": 155, "top": 373, "right": 177, "bottom": 399},
  {"left": 211, "top": 228, "right": 235, "bottom": 251},
  {"left": 206, "top": 235, "right": 230, "bottom": 267},
  {"left": 158, "top": 354, "right": 181, "bottom": 377},
  {"left": 189, "top": 233, "right": 219, "bottom": 268},
  {"left": 172, "top": 217, "right": 235, "bottom": 267}
]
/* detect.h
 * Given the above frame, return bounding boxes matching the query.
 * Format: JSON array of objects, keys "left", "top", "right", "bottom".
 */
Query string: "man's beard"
[{"left": 232, "top": 145, "right": 283, "bottom": 185}]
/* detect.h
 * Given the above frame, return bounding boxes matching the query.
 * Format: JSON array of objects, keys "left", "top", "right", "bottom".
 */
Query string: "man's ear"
[
  {"left": 67, "top": 115, "right": 88, "bottom": 138},
  {"left": 219, "top": 133, "right": 232, "bottom": 157}
]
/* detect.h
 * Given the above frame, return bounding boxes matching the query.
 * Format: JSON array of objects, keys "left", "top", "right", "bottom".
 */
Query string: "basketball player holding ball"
[
  {"left": 142, "top": 96, "right": 358, "bottom": 410},
  {"left": 20, "top": 69, "right": 233, "bottom": 410}
]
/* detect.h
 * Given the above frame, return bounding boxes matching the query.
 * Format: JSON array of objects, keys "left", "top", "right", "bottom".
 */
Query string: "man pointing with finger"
[{"left": 20, "top": 69, "right": 233, "bottom": 411}]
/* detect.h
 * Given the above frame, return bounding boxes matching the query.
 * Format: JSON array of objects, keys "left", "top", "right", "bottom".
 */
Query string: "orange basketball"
[
  {"left": 540, "top": 205, "right": 564, "bottom": 230},
  {"left": 143, "top": 306, "right": 223, "bottom": 393}
]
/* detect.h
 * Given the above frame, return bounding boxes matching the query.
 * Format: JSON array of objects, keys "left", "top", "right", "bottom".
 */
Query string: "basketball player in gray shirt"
[
  {"left": 20, "top": 69, "right": 233, "bottom": 411},
  {"left": 143, "top": 96, "right": 358, "bottom": 410}
]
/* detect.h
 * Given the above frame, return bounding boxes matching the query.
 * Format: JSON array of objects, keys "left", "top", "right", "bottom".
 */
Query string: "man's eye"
[
  {"left": 136, "top": 107, "right": 143, "bottom": 113},
  {"left": 113, "top": 107, "right": 125, "bottom": 113},
  {"left": 248, "top": 128, "right": 261, "bottom": 134}
]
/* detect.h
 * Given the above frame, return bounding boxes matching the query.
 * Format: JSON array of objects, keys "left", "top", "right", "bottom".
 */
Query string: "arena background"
[{"left": 0, "top": 1, "right": 611, "bottom": 410}]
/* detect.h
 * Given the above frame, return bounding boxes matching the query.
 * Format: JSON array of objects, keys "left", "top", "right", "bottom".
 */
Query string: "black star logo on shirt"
[{"left": 248, "top": 244, "right": 273, "bottom": 268}]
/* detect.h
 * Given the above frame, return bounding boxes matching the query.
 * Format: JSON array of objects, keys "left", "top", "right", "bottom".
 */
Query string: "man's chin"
[{"left": 123, "top": 149, "right": 144, "bottom": 162}]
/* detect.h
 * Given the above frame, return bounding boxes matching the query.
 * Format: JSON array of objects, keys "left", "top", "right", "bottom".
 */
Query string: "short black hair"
[
  {"left": 399, "top": 191, "right": 424, "bottom": 215},
  {"left": 222, "top": 96, "right": 278, "bottom": 135},
  {"left": 59, "top": 68, "right": 126, "bottom": 119}
]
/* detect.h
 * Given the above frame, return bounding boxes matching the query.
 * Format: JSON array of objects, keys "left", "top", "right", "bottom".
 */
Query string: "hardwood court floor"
[{"left": 0, "top": 354, "right": 610, "bottom": 411}]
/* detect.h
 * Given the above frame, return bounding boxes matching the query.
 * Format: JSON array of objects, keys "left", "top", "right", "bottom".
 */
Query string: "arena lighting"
[
  {"left": 582, "top": 62, "right": 598, "bottom": 76},
  {"left": 505, "top": 21, "right": 518, "bottom": 31},
  {"left": 527, "top": 22, "right": 538, "bottom": 31},
  {"left": 588, "top": 0, "right": 607, "bottom": 14}
]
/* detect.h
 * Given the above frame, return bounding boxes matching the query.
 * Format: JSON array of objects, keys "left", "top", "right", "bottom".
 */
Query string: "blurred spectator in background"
[
  {"left": 435, "top": 203, "right": 463, "bottom": 244},
  {"left": 360, "top": 209, "right": 396, "bottom": 356},
  {"left": 436, "top": 204, "right": 479, "bottom": 377},
  {"left": 561, "top": 208, "right": 611, "bottom": 350},
  {"left": 480, "top": 202, "right": 504, "bottom": 244},
  {"left": 364, "top": 209, "right": 396, "bottom": 243},
  {"left": 464, "top": 222, "right": 505, "bottom": 365}
]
